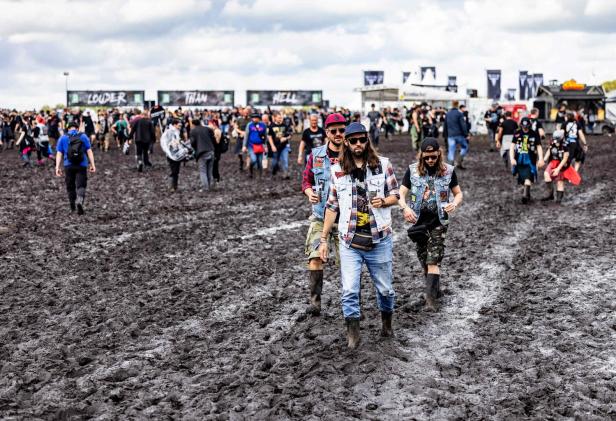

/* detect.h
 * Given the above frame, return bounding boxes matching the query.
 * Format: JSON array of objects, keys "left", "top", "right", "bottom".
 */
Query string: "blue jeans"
[
  {"left": 339, "top": 235, "right": 395, "bottom": 319},
  {"left": 447, "top": 135, "right": 469, "bottom": 162},
  {"left": 247, "top": 145, "right": 263, "bottom": 170},
  {"left": 271, "top": 144, "right": 289, "bottom": 173}
]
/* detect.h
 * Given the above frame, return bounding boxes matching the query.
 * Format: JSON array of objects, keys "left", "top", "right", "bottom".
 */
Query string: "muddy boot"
[
  {"left": 541, "top": 182, "right": 554, "bottom": 201},
  {"left": 306, "top": 270, "right": 323, "bottom": 316},
  {"left": 424, "top": 274, "right": 439, "bottom": 312},
  {"left": 70, "top": 201, "right": 76, "bottom": 212},
  {"left": 456, "top": 156, "right": 466, "bottom": 170},
  {"left": 555, "top": 191, "right": 564, "bottom": 204},
  {"left": 380, "top": 312, "right": 393, "bottom": 337},
  {"left": 521, "top": 185, "right": 531, "bottom": 204},
  {"left": 345, "top": 318, "right": 360, "bottom": 349},
  {"left": 249, "top": 164, "right": 254, "bottom": 178},
  {"left": 435, "top": 276, "right": 444, "bottom": 299},
  {"left": 76, "top": 196, "right": 85, "bottom": 216}
]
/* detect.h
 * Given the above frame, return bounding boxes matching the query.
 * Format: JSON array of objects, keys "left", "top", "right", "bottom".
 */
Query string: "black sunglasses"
[
  {"left": 328, "top": 128, "right": 345, "bottom": 134},
  {"left": 423, "top": 155, "right": 439, "bottom": 161},
  {"left": 348, "top": 137, "right": 369, "bottom": 145}
]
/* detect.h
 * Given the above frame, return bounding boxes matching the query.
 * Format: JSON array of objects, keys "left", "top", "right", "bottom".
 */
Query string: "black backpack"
[{"left": 67, "top": 133, "right": 85, "bottom": 165}]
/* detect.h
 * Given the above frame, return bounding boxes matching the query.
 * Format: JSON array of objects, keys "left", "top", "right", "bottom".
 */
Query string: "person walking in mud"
[
  {"left": 541, "top": 129, "right": 580, "bottom": 203},
  {"left": 319, "top": 122, "right": 400, "bottom": 349},
  {"left": 242, "top": 112, "right": 268, "bottom": 179},
  {"left": 445, "top": 101, "right": 469, "bottom": 169},
  {"left": 301, "top": 112, "right": 346, "bottom": 316},
  {"left": 509, "top": 117, "right": 544, "bottom": 204},
  {"left": 398, "top": 137, "right": 463, "bottom": 312},
  {"left": 496, "top": 111, "right": 518, "bottom": 170},
  {"left": 55, "top": 121, "right": 96, "bottom": 215},
  {"left": 563, "top": 111, "right": 588, "bottom": 172}
]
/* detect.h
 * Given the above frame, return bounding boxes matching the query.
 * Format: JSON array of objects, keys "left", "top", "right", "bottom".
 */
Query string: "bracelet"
[{"left": 320, "top": 237, "right": 328, "bottom": 243}]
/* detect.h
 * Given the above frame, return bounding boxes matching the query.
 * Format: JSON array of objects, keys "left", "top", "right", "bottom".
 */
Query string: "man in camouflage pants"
[{"left": 398, "top": 138, "right": 463, "bottom": 311}]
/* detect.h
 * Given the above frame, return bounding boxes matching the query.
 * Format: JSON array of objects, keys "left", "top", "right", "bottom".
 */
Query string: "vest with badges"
[
  {"left": 407, "top": 162, "right": 454, "bottom": 226},
  {"left": 330, "top": 157, "right": 393, "bottom": 243}
]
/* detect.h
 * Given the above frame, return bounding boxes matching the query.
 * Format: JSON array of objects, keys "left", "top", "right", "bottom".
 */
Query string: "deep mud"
[{"left": 1, "top": 133, "right": 615, "bottom": 420}]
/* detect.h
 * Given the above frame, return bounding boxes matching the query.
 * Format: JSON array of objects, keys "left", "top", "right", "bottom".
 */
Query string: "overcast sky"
[{"left": 1, "top": 0, "right": 615, "bottom": 109}]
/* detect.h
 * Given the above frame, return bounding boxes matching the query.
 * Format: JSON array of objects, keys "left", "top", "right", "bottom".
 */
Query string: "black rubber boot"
[
  {"left": 541, "top": 182, "right": 554, "bottom": 201},
  {"left": 345, "top": 318, "right": 360, "bottom": 349},
  {"left": 76, "top": 196, "right": 85, "bottom": 215},
  {"left": 306, "top": 270, "right": 323, "bottom": 316},
  {"left": 522, "top": 185, "right": 531, "bottom": 204},
  {"left": 380, "top": 312, "right": 393, "bottom": 337},
  {"left": 556, "top": 191, "right": 564, "bottom": 204},
  {"left": 70, "top": 201, "right": 76, "bottom": 212},
  {"left": 249, "top": 163, "right": 254, "bottom": 178},
  {"left": 425, "top": 274, "right": 440, "bottom": 312}
]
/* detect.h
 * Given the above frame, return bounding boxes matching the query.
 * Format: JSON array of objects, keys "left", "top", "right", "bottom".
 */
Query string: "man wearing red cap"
[{"left": 301, "top": 113, "right": 346, "bottom": 316}]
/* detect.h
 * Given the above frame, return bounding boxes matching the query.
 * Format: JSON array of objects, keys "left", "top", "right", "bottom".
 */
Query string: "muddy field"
[{"left": 1, "top": 133, "right": 615, "bottom": 420}]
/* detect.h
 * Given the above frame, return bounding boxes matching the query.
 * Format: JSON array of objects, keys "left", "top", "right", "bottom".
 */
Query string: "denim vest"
[
  {"left": 408, "top": 163, "right": 454, "bottom": 226},
  {"left": 331, "top": 157, "right": 393, "bottom": 241},
  {"left": 310, "top": 144, "right": 332, "bottom": 220}
]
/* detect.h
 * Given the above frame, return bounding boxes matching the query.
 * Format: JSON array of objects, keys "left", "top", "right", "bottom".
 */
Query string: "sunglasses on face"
[
  {"left": 423, "top": 154, "right": 439, "bottom": 162},
  {"left": 347, "top": 136, "right": 369, "bottom": 145},
  {"left": 328, "top": 128, "right": 345, "bottom": 135}
]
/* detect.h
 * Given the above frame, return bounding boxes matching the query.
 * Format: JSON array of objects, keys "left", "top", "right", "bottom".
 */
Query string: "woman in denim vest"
[{"left": 399, "top": 138, "right": 463, "bottom": 311}]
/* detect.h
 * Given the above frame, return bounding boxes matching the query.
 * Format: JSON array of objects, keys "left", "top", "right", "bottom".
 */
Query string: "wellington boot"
[
  {"left": 456, "top": 156, "right": 467, "bottom": 170},
  {"left": 555, "top": 191, "right": 564, "bottom": 204},
  {"left": 424, "top": 274, "right": 439, "bottom": 312},
  {"left": 306, "top": 270, "right": 323, "bottom": 316},
  {"left": 380, "top": 312, "right": 394, "bottom": 337},
  {"left": 521, "top": 185, "right": 531, "bottom": 204},
  {"left": 541, "top": 182, "right": 554, "bottom": 201},
  {"left": 345, "top": 319, "right": 360, "bottom": 349}
]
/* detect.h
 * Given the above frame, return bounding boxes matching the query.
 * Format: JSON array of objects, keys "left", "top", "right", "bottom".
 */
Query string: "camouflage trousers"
[{"left": 415, "top": 225, "right": 448, "bottom": 269}]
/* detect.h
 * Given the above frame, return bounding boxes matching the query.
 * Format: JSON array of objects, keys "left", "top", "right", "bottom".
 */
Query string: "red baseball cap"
[{"left": 324, "top": 113, "right": 346, "bottom": 128}]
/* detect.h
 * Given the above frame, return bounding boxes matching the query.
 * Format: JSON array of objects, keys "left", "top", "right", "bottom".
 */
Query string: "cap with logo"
[{"left": 324, "top": 113, "right": 346, "bottom": 128}]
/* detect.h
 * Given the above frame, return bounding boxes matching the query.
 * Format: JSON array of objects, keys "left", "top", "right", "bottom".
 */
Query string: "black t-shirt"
[
  {"left": 150, "top": 105, "right": 165, "bottom": 125},
  {"left": 512, "top": 129, "right": 541, "bottom": 163},
  {"left": 269, "top": 122, "right": 291, "bottom": 148},
  {"left": 529, "top": 117, "right": 543, "bottom": 134},
  {"left": 350, "top": 168, "right": 371, "bottom": 234},
  {"left": 484, "top": 109, "right": 499, "bottom": 130},
  {"left": 548, "top": 137, "right": 575, "bottom": 165},
  {"left": 564, "top": 121, "right": 580, "bottom": 140},
  {"left": 555, "top": 111, "right": 566, "bottom": 123},
  {"left": 402, "top": 166, "right": 458, "bottom": 228},
  {"left": 500, "top": 119, "right": 518, "bottom": 136},
  {"left": 301, "top": 127, "right": 326, "bottom": 153}
]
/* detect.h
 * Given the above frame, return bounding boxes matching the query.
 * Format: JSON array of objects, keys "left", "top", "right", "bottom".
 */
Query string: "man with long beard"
[
  {"left": 301, "top": 113, "right": 346, "bottom": 316},
  {"left": 318, "top": 122, "right": 399, "bottom": 349}
]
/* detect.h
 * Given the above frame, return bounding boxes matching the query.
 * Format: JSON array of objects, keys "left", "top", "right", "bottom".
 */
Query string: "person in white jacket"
[{"left": 160, "top": 119, "right": 193, "bottom": 192}]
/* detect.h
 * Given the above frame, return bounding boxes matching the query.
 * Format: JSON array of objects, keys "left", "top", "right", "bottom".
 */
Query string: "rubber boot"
[
  {"left": 70, "top": 201, "right": 76, "bottom": 212},
  {"left": 380, "top": 312, "right": 393, "bottom": 337},
  {"left": 456, "top": 156, "right": 466, "bottom": 170},
  {"left": 541, "top": 182, "right": 554, "bottom": 201},
  {"left": 522, "top": 185, "right": 530, "bottom": 204},
  {"left": 345, "top": 318, "right": 360, "bottom": 349},
  {"left": 555, "top": 191, "right": 564, "bottom": 204},
  {"left": 76, "top": 195, "right": 85, "bottom": 215},
  {"left": 425, "top": 274, "right": 439, "bottom": 312},
  {"left": 238, "top": 155, "right": 244, "bottom": 172},
  {"left": 306, "top": 270, "right": 323, "bottom": 316},
  {"left": 249, "top": 163, "right": 254, "bottom": 178}
]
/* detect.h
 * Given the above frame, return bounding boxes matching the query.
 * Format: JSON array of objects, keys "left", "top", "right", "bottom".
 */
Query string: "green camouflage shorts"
[
  {"left": 416, "top": 225, "right": 447, "bottom": 266},
  {"left": 305, "top": 219, "right": 339, "bottom": 266}
]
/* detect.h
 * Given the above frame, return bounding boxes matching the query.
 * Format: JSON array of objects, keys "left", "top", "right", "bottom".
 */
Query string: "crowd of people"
[{"left": 1, "top": 99, "right": 592, "bottom": 347}]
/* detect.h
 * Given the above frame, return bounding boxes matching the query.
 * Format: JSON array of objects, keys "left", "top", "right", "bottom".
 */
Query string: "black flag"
[
  {"left": 519, "top": 71, "right": 528, "bottom": 100},
  {"left": 364, "top": 71, "right": 384, "bottom": 86},
  {"left": 420, "top": 66, "right": 436, "bottom": 81},
  {"left": 487, "top": 70, "right": 501, "bottom": 100},
  {"left": 402, "top": 72, "right": 411, "bottom": 83}
]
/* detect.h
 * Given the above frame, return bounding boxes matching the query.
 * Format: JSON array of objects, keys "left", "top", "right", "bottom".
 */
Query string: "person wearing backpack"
[{"left": 55, "top": 121, "right": 96, "bottom": 215}]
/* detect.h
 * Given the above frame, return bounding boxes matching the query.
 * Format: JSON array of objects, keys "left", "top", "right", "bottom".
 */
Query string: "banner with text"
[
  {"left": 486, "top": 70, "right": 502, "bottom": 100},
  {"left": 67, "top": 90, "right": 144, "bottom": 107},
  {"left": 157, "top": 90, "right": 234, "bottom": 107},
  {"left": 246, "top": 90, "right": 323, "bottom": 107},
  {"left": 506, "top": 88, "right": 517, "bottom": 101},
  {"left": 364, "top": 71, "right": 384, "bottom": 86}
]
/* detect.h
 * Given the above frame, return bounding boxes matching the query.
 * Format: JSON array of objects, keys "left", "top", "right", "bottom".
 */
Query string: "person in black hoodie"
[
  {"left": 190, "top": 118, "right": 217, "bottom": 191},
  {"left": 131, "top": 110, "right": 155, "bottom": 172}
]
